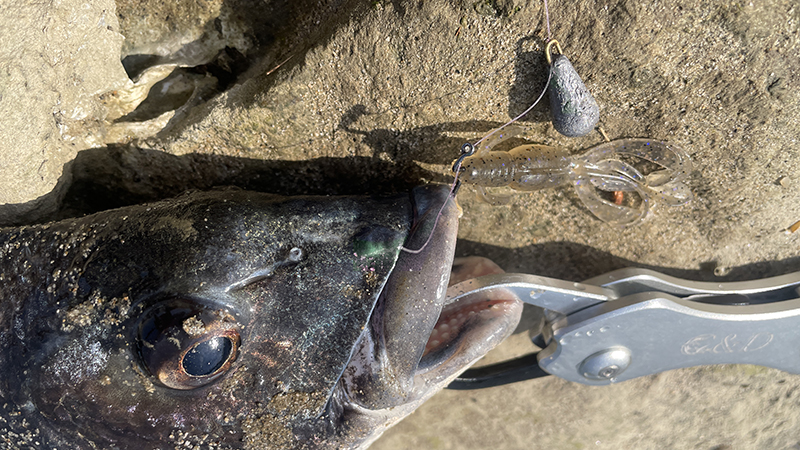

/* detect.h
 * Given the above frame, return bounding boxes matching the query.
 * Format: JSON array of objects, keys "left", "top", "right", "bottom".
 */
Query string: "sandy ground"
[{"left": 2, "top": 0, "right": 800, "bottom": 448}]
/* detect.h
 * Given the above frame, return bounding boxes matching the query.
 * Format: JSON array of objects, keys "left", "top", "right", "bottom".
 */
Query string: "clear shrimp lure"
[
  {"left": 452, "top": 126, "right": 693, "bottom": 227},
  {"left": 401, "top": 1, "right": 688, "bottom": 254}
]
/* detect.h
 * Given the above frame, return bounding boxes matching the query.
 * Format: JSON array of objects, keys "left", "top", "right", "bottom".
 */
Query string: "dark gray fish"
[{"left": 0, "top": 185, "right": 522, "bottom": 449}]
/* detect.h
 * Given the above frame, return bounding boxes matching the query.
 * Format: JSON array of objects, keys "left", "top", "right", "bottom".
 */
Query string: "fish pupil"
[{"left": 182, "top": 336, "right": 233, "bottom": 376}]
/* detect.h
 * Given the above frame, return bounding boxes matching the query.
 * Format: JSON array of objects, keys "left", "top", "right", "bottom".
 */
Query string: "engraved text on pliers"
[{"left": 681, "top": 333, "right": 774, "bottom": 355}]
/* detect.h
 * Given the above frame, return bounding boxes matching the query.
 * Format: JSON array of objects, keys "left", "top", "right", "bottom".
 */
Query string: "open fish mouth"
[
  {"left": 402, "top": 188, "right": 523, "bottom": 373},
  {"left": 423, "top": 257, "right": 520, "bottom": 358}
]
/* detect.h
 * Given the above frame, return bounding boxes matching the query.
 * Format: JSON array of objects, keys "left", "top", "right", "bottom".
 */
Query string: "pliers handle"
[{"left": 448, "top": 268, "right": 800, "bottom": 389}]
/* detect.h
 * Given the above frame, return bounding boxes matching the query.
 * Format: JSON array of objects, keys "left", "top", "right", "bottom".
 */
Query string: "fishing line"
[
  {"left": 400, "top": 55, "right": 552, "bottom": 256},
  {"left": 544, "top": 0, "right": 552, "bottom": 40},
  {"left": 468, "top": 67, "right": 553, "bottom": 152},
  {"left": 400, "top": 75, "right": 550, "bottom": 255},
  {"left": 400, "top": 0, "right": 557, "bottom": 255},
  {"left": 462, "top": 0, "right": 556, "bottom": 153}
]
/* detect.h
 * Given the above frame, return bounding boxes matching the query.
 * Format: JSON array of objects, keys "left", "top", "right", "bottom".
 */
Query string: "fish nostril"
[{"left": 288, "top": 247, "right": 304, "bottom": 262}]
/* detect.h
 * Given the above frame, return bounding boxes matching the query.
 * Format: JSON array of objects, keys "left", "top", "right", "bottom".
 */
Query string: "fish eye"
[
  {"left": 182, "top": 336, "right": 234, "bottom": 376},
  {"left": 137, "top": 299, "right": 242, "bottom": 390}
]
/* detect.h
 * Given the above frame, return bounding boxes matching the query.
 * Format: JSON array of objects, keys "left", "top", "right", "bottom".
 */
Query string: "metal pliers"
[{"left": 447, "top": 268, "right": 800, "bottom": 389}]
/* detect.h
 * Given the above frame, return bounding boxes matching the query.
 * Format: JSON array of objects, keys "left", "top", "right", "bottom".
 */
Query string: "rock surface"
[
  {"left": 0, "top": 0, "right": 128, "bottom": 215},
  {"left": 2, "top": 0, "right": 800, "bottom": 448}
]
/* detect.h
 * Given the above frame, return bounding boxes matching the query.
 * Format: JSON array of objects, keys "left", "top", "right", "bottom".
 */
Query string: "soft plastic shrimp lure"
[{"left": 453, "top": 126, "right": 693, "bottom": 226}]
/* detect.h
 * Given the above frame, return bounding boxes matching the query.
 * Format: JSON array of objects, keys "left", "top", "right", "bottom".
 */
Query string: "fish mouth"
[
  {"left": 418, "top": 258, "right": 522, "bottom": 380},
  {"left": 423, "top": 257, "right": 520, "bottom": 357},
  {"left": 341, "top": 185, "right": 522, "bottom": 415},
  {"left": 386, "top": 186, "right": 523, "bottom": 383}
]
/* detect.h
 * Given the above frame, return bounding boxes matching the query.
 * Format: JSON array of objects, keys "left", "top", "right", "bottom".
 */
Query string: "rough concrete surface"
[
  {"left": 0, "top": 0, "right": 128, "bottom": 210},
  {"left": 2, "top": 0, "right": 800, "bottom": 448}
]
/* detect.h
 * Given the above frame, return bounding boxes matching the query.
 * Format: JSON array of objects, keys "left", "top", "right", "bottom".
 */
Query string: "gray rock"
[
  {"left": 2, "top": 0, "right": 800, "bottom": 448},
  {"left": 0, "top": 0, "right": 128, "bottom": 215}
]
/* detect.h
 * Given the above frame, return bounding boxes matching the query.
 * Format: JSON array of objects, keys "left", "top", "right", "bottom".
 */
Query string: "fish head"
[{"left": 3, "top": 186, "right": 521, "bottom": 449}]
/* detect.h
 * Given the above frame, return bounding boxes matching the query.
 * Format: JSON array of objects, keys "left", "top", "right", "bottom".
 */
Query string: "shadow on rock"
[
  {"left": 0, "top": 145, "right": 447, "bottom": 227},
  {"left": 117, "top": 0, "right": 372, "bottom": 143},
  {"left": 507, "top": 35, "right": 552, "bottom": 123},
  {"left": 0, "top": 115, "right": 560, "bottom": 227},
  {"left": 456, "top": 240, "right": 800, "bottom": 283},
  {"left": 339, "top": 105, "right": 540, "bottom": 165}
]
